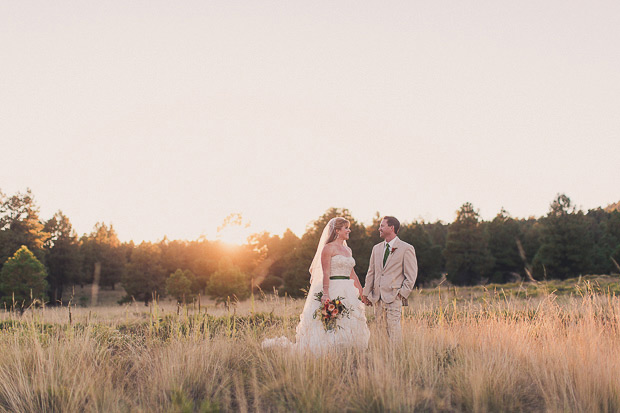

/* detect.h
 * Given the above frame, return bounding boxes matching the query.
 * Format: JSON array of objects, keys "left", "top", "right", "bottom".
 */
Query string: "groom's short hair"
[{"left": 383, "top": 216, "right": 400, "bottom": 234}]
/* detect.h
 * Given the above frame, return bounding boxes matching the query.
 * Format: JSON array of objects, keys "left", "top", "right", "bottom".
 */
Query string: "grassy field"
[{"left": 1, "top": 276, "right": 620, "bottom": 412}]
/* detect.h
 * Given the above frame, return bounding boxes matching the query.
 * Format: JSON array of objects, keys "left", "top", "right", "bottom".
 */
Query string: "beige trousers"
[{"left": 374, "top": 299, "right": 402, "bottom": 341}]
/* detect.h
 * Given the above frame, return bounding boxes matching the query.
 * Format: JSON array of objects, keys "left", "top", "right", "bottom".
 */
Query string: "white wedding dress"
[{"left": 262, "top": 255, "right": 370, "bottom": 354}]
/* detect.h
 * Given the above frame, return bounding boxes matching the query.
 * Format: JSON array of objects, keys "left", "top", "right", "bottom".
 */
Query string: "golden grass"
[{"left": 1, "top": 286, "right": 620, "bottom": 412}]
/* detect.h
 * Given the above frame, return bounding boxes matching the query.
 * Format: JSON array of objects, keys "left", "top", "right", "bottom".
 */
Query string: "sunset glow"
[
  {"left": 1, "top": 1, "right": 619, "bottom": 242},
  {"left": 215, "top": 213, "right": 253, "bottom": 246}
]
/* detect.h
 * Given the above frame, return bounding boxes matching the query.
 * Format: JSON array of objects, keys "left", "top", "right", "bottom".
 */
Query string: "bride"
[{"left": 262, "top": 217, "right": 370, "bottom": 353}]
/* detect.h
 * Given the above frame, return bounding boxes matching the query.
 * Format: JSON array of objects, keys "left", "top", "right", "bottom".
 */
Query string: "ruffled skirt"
[{"left": 262, "top": 279, "right": 370, "bottom": 354}]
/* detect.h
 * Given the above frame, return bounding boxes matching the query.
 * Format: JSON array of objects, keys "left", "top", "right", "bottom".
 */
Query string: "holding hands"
[{"left": 361, "top": 295, "right": 372, "bottom": 306}]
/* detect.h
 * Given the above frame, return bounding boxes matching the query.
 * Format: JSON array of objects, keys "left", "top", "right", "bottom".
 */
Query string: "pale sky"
[{"left": 2, "top": 1, "right": 619, "bottom": 244}]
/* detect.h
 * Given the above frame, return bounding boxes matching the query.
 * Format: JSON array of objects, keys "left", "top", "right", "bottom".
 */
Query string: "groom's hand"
[{"left": 361, "top": 295, "right": 372, "bottom": 306}]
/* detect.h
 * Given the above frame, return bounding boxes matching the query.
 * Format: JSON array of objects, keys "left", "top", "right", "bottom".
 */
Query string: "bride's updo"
[{"left": 326, "top": 217, "right": 350, "bottom": 244}]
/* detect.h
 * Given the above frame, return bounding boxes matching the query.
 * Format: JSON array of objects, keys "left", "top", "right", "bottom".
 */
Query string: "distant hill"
[{"left": 604, "top": 201, "right": 620, "bottom": 212}]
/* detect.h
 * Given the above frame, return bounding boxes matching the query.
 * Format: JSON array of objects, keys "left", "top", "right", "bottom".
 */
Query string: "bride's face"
[{"left": 337, "top": 224, "right": 351, "bottom": 240}]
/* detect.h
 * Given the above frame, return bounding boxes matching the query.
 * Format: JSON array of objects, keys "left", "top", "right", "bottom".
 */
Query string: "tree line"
[{"left": 1, "top": 188, "right": 619, "bottom": 308}]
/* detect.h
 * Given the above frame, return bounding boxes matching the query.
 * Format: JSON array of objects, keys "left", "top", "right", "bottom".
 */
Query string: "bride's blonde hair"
[{"left": 325, "top": 217, "right": 350, "bottom": 244}]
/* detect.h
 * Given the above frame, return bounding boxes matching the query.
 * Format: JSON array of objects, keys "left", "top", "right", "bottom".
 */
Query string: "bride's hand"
[
  {"left": 361, "top": 295, "right": 372, "bottom": 306},
  {"left": 321, "top": 292, "right": 330, "bottom": 304}
]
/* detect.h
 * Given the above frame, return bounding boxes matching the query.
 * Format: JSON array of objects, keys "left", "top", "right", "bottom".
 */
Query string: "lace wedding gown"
[{"left": 262, "top": 255, "right": 370, "bottom": 353}]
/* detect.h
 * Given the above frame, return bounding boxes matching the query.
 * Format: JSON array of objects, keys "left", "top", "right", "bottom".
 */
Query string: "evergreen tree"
[
  {"left": 44, "top": 211, "right": 82, "bottom": 304},
  {"left": 0, "top": 245, "right": 48, "bottom": 311},
  {"left": 121, "top": 242, "right": 166, "bottom": 305},
  {"left": 608, "top": 210, "right": 620, "bottom": 241},
  {"left": 609, "top": 211, "right": 620, "bottom": 273},
  {"left": 81, "top": 223, "right": 125, "bottom": 289},
  {"left": 423, "top": 220, "right": 449, "bottom": 249},
  {"left": 165, "top": 269, "right": 196, "bottom": 304},
  {"left": 398, "top": 222, "right": 443, "bottom": 285},
  {"left": 251, "top": 229, "right": 300, "bottom": 293},
  {"left": 206, "top": 258, "right": 250, "bottom": 302},
  {"left": 533, "top": 194, "right": 592, "bottom": 279},
  {"left": 518, "top": 218, "right": 542, "bottom": 265},
  {"left": 612, "top": 246, "right": 620, "bottom": 273},
  {"left": 487, "top": 209, "right": 523, "bottom": 283},
  {"left": 586, "top": 208, "right": 617, "bottom": 274},
  {"left": 279, "top": 236, "right": 316, "bottom": 297},
  {"left": 444, "top": 203, "right": 494, "bottom": 285},
  {"left": 365, "top": 212, "right": 384, "bottom": 247},
  {"left": 0, "top": 189, "right": 49, "bottom": 267},
  {"left": 160, "top": 239, "right": 191, "bottom": 278}
]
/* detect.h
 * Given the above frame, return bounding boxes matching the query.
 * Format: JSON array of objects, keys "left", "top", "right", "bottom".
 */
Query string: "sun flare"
[{"left": 215, "top": 213, "right": 252, "bottom": 246}]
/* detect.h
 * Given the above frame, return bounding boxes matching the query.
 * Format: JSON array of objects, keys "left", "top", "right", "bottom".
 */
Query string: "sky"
[{"left": 1, "top": 1, "right": 619, "bottom": 244}]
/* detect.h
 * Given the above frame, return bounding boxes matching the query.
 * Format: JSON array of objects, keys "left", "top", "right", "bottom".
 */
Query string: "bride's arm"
[
  {"left": 350, "top": 269, "right": 363, "bottom": 296},
  {"left": 320, "top": 245, "right": 332, "bottom": 303}
]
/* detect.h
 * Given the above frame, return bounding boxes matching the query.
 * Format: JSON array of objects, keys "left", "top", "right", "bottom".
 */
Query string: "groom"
[{"left": 362, "top": 216, "right": 418, "bottom": 341}]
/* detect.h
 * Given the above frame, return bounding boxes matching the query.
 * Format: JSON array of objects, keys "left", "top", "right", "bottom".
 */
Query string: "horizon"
[{"left": 3, "top": 186, "right": 618, "bottom": 245}]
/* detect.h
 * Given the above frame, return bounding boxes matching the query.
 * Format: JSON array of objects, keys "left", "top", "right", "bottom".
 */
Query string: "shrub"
[
  {"left": 259, "top": 275, "right": 283, "bottom": 293},
  {"left": 206, "top": 259, "right": 250, "bottom": 303},
  {"left": 166, "top": 269, "right": 196, "bottom": 303}
]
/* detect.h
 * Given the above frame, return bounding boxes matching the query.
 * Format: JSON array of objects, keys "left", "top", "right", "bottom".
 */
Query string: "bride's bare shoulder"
[
  {"left": 321, "top": 243, "right": 336, "bottom": 256},
  {"left": 328, "top": 242, "right": 341, "bottom": 251}
]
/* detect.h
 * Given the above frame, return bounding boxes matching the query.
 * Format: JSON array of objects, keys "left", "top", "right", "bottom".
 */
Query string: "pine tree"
[
  {"left": 586, "top": 208, "right": 617, "bottom": 274},
  {"left": 534, "top": 194, "right": 592, "bottom": 279},
  {"left": 44, "top": 211, "right": 82, "bottom": 304},
  {"left": 0, "top": 245, "right": 48, "bottom": 311},
  {"left": 121, "top": 242, "right": 166, "bottom": 305},
  {"left": 0, "top": 189, "right": 49, "bottom": 268},
  {"left": 81, "top": 223, "right": 125, "bottom": 289},
  {"left": 251, "top": 229, "right": 300, "bottom": 293},
  {"left": 398, "top": 222, "right": 443, "bottom": 285},
  {"left": 487, "top": 209, "right": 523, "bottom": 283},
  {"left": 444, "top": 203, "right": 494, "bottom": 285}
]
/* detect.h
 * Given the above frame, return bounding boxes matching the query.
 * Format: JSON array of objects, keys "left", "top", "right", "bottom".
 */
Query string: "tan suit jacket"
[{"left": 363, "top": 237, "right": 418, "bottom": 304}]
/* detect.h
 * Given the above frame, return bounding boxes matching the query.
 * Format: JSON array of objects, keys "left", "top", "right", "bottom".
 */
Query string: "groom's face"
[{"left": 378, "top": 219, "right": 394, "bottom": 239}]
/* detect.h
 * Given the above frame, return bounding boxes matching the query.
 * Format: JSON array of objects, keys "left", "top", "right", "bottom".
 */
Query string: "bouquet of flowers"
[{"left": 313, "top": 292, "right": 351, "bottom": 331}]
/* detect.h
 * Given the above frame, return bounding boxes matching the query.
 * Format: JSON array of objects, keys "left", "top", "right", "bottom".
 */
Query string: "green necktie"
[{"left": 383, "top": 244, "right": 390, "bottom": 267}]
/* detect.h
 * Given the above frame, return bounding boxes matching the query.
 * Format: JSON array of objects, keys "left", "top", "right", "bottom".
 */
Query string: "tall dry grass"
[{"left": 0, "top": 286, "right": 619, "bottom": 412}]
